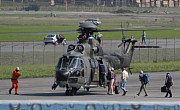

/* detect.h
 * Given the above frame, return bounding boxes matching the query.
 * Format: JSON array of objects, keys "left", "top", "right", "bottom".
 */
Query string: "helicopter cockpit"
[{"left": 56, "top": 56, "right": 85, "bottom": 77}]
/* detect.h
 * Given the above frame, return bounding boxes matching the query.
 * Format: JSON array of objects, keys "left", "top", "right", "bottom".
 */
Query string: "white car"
[
  {"left": 43, "top": 34, "right": 58, "bottom": 45},
  {"left": 80, "top": 19, "right": 101, "bottom": 26}
]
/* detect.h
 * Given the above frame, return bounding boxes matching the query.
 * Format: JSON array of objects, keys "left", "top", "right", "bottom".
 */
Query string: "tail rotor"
[{"left": 118, "top": 22, "right": 129, "bottom": 48}]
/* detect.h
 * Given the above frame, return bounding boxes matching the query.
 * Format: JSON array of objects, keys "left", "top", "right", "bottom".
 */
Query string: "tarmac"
[{"left": 0, "top": 71, "right": 180, "bottom": 102}]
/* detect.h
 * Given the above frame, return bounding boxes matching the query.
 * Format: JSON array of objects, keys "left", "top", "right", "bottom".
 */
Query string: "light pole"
[{"left": 0, "top": 0, "right": 1, "bottom": 9}]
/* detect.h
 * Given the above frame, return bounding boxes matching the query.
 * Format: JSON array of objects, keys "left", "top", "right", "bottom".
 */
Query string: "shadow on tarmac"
[{"left": 20, "top": 91, "right": 106, "bottom": 97}]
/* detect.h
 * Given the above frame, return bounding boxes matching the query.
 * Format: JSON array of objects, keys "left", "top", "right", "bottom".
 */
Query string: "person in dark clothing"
[
  {"left": 165, "top": 73, "right": 173, "bottom": 98},
  {"left": 137, "top": 70, "right": 148, "bottom": 96},
  {"left": 98, "top": 61, "right": 106, "bottom": 86},
  {"left": 142, "top": 30, "right": 146, "bottom": 44}
]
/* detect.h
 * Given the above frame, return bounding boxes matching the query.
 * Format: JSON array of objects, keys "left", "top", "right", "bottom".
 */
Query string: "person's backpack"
[
  {"left": 143, "top": 73, "right": 149, "bottom": 85},
  {"left": 107, "top": 72, "right": 111, "bottom": 80},
  {"left": 107, "top": 71, "right": 113, "bottom": 80}
]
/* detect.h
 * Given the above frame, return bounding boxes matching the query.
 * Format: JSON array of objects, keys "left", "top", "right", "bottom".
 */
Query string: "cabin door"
[{"left": 89, "top": 59, "right": 99, "bottom": 82}]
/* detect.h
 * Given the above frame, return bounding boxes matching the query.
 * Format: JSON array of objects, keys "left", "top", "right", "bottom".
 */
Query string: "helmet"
[
  {"left": 111, "top": 67, "right": 114, "bottom": 71},
  {"left": 16, "top": 67, "right": 20, "bottom": 71},
  {"left": 140, "top": 70, "right": 143, "bottom": 74}
]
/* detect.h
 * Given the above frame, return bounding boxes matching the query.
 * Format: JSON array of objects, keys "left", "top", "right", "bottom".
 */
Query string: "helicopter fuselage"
[{"left": 53, "top": 36, "right": 137, "bottom": 96}]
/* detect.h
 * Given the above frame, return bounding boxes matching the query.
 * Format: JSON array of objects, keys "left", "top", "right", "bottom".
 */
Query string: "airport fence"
[{"left": 0, "top": 38, "right": 179, "bottom": 65}]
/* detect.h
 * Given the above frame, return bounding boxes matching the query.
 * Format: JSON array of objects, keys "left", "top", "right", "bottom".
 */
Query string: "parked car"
[
  {"left": 24, "top": 4, "right": 40, "bottom": 11},
  {"left": 43, "top": 34, "right": 58, "bottom": 45},
  {"left": 80, "top": 18, "right": 101, "bottom": 25}
]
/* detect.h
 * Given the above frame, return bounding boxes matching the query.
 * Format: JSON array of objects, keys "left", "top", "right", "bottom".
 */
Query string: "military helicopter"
[{"left": 51, "top": 22, "right": 138, "bottom": 96}]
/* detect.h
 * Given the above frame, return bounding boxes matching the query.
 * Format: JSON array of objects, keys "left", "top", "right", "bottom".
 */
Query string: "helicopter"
[{"left": 51, "top": 22, "right": 139, "bottom": 96}]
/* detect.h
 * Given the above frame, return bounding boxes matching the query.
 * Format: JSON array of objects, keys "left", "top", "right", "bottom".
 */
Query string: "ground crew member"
[{"left": 9, "top": 67, "right": 21, "bottom": 95}]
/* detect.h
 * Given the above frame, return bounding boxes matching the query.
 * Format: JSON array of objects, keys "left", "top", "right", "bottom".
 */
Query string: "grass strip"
[
  {"left": 0, "top": 61, "right": 179, "bottom": 79},
  {"left": 0, "top": 64, "right": 55, "bottom": 79},
  {"left": 115, "top": 60, "right": 180, "bottom": 74}
]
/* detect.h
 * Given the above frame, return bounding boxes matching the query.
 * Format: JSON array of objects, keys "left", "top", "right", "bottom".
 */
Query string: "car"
[
  {"left": 80, "top": 18, "right": 101, "bottom": 25},
  {"left": 24, "top": 4, "right": 40, "bottom": 11},
  {"left": 43, "top": 34, "right": 58, "bottom": 45}
]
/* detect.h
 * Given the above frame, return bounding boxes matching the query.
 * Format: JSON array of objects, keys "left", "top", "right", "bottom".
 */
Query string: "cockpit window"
[
  {"left": 57, "top": 56, "right": 85, "bottom": 70},
  {"left": 57, "top": 57, "right": 62, "bottom": 69},
  {"left": 80, "top": 60, "right": 84, "bottom": 68},
  {"left": 69, "top": 58, "right": 81, "bottom": 68},
  {"left": 61, "top": 58, "right": 69, "bottom": 69}
]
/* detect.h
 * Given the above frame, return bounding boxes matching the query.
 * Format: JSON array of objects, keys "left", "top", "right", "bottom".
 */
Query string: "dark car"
[{"left": 25, "top": 5, "right": 40, "bottom": 11}]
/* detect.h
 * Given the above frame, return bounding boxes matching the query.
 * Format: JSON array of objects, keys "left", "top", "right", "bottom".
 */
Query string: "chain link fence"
[{"left": 0, "top": 38, "right": 179, "bottom": 65}]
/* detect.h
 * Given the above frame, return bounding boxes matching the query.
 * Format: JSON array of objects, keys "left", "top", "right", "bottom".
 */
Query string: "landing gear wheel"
[
  {"left": 70, "top": 88, "right": 77, "bottom": 96},
  {"left": 70, "top": 90, "right": 75, "bottom": 96},
  {"left": 66, "top": 88, "right": 77, "bottom": 96},
  {"left": 86, "top": 88, "right": 90, "bottom": 92},
  {"left": 65, "top": 90, "right": 70, "bottom": 96}
]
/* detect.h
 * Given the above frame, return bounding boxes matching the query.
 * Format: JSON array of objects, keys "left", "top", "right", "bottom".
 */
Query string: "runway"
[{"left": 0, "top": 71, "right": 180, "bottom": 102}]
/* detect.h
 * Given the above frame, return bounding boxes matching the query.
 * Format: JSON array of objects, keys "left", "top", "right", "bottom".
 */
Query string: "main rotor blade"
[
  {"left": 0, "top": 31, "right": 77, "bottom": 36},
  {"left": 98, "top": 28, "right": 177, "bottom": 32}
]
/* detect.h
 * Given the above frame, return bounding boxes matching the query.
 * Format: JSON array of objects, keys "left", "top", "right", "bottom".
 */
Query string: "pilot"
[{"left": 9, "top": 67, "right": 21, "bottom": 95}]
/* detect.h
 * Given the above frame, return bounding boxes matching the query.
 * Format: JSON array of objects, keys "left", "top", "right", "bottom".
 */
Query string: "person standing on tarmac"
[
  {"left": 111, "top": 67, "right": 116, "bottom": 92},
  {"left": 98, "top": 61, "right": 106, "bottom": 87},
  {"left": 136, "top": 70, "right": 148, "bottom": 96},
  {"left": 107, "top": 68, "right": 111, "bottom": 94},
  {"left": 97, "top": 32, "right": 103, "bottom": 44},
  {"left": 107, "top": 68, "right": 115, "bottom": 95},
  {"left": 165, "top": 73, "right": 173, "bottom": 98},
  {"left": 142, "top": 31, "right": 146, "bottom": 44},
  {"left": 9, "top": 67, "right": 21, "bottom": 95},
  {"left": 109, "top": 68, "right": 115, "bottom": 95},
  {"left": 121, "top": 68, "right": 128, "bottom": 96}
]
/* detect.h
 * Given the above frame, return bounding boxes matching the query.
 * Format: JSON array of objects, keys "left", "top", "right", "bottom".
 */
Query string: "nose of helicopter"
[{"left": 56, "top": 70, "right": 69, "bottom": 81}]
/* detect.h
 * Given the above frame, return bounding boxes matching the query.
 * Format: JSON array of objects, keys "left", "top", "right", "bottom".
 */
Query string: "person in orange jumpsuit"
[{"left": 9, "top": 67, "right": 21, "bottom": 95}]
